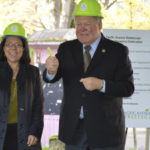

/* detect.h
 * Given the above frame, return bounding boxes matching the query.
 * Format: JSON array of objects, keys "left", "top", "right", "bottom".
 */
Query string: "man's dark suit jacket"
[{"left": 43, "top": 34, "right": 134, "bottom": 148}]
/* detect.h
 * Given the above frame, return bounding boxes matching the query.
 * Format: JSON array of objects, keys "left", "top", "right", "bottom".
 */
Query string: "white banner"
[{"left": 103, "top": 29, "right": 150, "bottom": 128}]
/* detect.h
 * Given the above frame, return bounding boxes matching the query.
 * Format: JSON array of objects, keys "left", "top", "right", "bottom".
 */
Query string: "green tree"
[
  {"left": 103, "top": 0, "right": 150, "bottom": 29},
  {"left": 0, "top": 0, "right": 76, "bottom": 36},
  {"left": 0, "top": 0, "right": 150, "bottom": 37}
]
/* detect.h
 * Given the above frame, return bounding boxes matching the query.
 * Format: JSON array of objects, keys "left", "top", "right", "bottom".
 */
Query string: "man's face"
[{"left": 75, "top": 16, "right": 102, "bottom": 45}]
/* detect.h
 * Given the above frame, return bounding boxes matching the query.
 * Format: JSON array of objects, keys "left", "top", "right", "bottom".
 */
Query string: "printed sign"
[{"left": 104, "top": 29, "right": 150, "bottom": 127}]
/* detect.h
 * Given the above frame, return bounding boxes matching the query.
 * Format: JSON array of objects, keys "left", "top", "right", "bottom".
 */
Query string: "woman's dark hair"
[{"left": 0, "top": 37, "right": 31, "bottom": 65}]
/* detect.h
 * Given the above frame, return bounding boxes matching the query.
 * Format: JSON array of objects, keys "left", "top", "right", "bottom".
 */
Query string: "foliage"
[
  {"left": 0, "top": 0, "right": 150, "bottom": 37},
  {"left": 42, "top": 146, "right": 49, "bottom": 150},
  {"left": 103, "top": 0, "right": 150, "bottom": 29},
  {"left": 0, "top": 0, "right": 40, "bottom": 36}
]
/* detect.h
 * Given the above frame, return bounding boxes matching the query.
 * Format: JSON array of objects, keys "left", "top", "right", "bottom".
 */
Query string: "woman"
[{"left": 0, "top": 23, "right": 44, "bottom": 150}]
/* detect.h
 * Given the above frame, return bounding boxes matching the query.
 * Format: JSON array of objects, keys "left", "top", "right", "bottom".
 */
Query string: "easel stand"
[
  {"left": 146, "top": 128, "right": 150, "bottom": 150},
  {"left": 126, "top": 128, "right": 150, "bottom": 150}
]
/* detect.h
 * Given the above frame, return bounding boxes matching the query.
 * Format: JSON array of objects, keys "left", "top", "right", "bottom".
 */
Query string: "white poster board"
[{"left": 103, "top": 29, "right": 150, "bottom": 128}]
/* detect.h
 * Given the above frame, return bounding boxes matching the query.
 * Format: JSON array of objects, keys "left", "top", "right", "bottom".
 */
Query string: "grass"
[{"left": 42, "top": 146, "right": 49, "bottom": 150}]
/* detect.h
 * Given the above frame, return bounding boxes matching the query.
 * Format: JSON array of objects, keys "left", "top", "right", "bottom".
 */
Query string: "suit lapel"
[
  {"left": 71, "top": 40, "right": 84, "bottom": 74},
  {"left": 70, "top": 36, "right": 108, "bottom": 75},
  {"left": 86, "top": 34, "right": 107, "bottom": 74}
]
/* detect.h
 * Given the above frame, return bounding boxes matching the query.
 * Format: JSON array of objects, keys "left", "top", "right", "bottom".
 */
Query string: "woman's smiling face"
[{"left": 4, "top": 36, "right": 24, "bottom": 65}]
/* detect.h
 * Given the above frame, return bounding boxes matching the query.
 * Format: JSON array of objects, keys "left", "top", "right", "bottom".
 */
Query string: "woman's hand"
[{"left": 27, "top": 135, "right": 38, "bottom": 146}]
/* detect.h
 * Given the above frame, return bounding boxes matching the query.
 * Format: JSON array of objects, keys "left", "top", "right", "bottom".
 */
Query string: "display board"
[{"left": 103, "top": 29, "right": 150, "bottom": 127}]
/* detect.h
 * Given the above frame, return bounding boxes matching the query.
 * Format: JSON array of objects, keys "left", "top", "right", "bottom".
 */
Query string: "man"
[{"left": 43, "top": 0, "right": 134, "bottom": 150}]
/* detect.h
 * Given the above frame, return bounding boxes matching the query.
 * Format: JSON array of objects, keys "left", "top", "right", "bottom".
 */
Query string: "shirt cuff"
[
  {"left": 46, "top": 70, "right": 56, "bottom": 81},
  {"left": 100, "top": 80, "right": 105, "bottom": 93}
]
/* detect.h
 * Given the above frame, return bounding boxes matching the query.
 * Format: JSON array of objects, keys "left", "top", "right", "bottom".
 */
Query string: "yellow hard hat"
[
  {"left": 1, "top": 23, "right": 27, "bottom": 42},
  {"left": 74, "top": 0, "right": 103, "bottom": 18}
]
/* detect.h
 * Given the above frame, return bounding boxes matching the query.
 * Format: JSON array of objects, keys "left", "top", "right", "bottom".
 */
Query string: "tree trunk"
[
  {"left": 103, "top": 0, "right": 110, "bottom": 6},
  {"left": 54, "top": 0, "right": 62, "bottom": 28},
  {"left": 59, "top": 0, "right": 76, "bottom": 28}
]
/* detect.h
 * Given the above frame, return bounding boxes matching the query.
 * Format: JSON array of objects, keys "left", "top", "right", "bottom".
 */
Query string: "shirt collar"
[{"left": 83, "top": 35, "right": 101, "bottom": 50}]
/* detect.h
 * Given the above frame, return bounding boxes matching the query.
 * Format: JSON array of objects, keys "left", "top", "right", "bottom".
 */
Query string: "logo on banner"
[{"left": 125, "top": 108, "right": 150, "bottom": 119}]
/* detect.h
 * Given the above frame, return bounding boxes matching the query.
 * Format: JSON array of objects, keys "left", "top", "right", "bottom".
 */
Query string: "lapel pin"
[{"left": 102, "top": 49, "right": 106, "bottom": 53}]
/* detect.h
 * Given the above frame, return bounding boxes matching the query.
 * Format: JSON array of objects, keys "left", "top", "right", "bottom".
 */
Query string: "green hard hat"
[
  {"left": 1, "top": 23, "right": 27, "bottom": 42},
  {"left": 74, "top": 0, "right": 103, "bottom": 18}
]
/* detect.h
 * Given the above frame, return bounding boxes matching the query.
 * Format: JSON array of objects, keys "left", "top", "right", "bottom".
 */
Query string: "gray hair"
[{"left": 93, "top": 16, "right": 102, "bottom": 22}]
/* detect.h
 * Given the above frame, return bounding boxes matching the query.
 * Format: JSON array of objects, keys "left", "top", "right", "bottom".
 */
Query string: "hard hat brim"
[
  {"left": 74, "top": 13, "right": 104, "bottom": 19},
  {"left": 2, "top": 35, "right": 27, "bottom": 42}
]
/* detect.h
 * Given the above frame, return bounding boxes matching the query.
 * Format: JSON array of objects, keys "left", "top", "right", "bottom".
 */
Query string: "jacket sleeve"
[
  {"left": 43, "top": 44, "right": 63, "bottom": 83},
  {"left": 105, "top": 46, "right": 134, "bottom": 97}
]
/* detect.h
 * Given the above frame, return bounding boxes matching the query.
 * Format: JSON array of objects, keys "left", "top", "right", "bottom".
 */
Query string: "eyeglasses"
[{"left": 5, "top": 43, "right": 23, "bottom": 48}]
